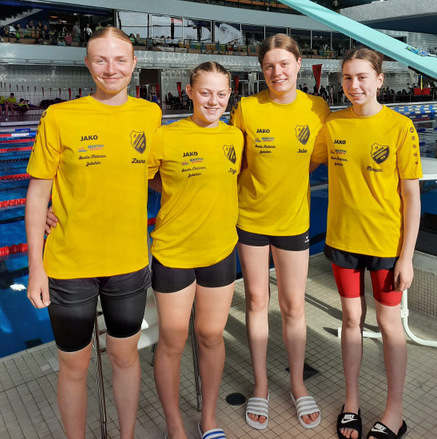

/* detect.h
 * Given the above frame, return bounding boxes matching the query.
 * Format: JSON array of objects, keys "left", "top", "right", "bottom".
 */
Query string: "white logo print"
[
  {"left": 371, "top": 423, "right": 388, "bottom": 434},
  {"left": 341, "top": 414, "right": 357, "bottom": 424}
]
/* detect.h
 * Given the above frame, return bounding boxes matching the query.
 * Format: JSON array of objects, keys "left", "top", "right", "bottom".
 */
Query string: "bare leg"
[
  {"left": 106, "top": 331, "right": 142, "bottom": 439},
  {"left": 237, "top": 242, "right": 270, "bottom": 425},
  {"left": 57, "top": 343, "right": 92, "bottom": 439},
  {"left": 271, "top": 247, "right": 319, "bottom": 425},
  {"left": 154, "top": 283, "right": 196, "bottom": 439},
  {"left": 195, "top": 282, "right": 235, "bottom": 433},
  {"left": 339, "top": 295, "right": 366, "bottom": 439},
  {"left": 368, "top": 301, "right": 406, "bottom": 439}
]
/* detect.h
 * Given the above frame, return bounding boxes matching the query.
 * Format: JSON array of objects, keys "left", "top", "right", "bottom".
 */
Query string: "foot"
[
  {"left": 337, "top": 404, "right": 361, "bottom": 439},
  {"left": 166, "top": 423, "right": 188, "bottom": 439},
  {"left": 367, "top": 412, "right": 405, "bottom": 439},
  {"left": 198, "top": 422, "right": 226, "bottom": 439},
  {"left": 245, "top": 392, "right": 269, "bottom": 429},
  {"left": 291, "top": 386, "right": 320, "bottom": 426},
  {"left": 367, "top": 420, "right": 406, "bottom": 439},
  {"left": 198, "top": 419, "right": 218, "bottom": 434},
  {"left": 246, "top": 387, "right": 268, "bottom": 426}
]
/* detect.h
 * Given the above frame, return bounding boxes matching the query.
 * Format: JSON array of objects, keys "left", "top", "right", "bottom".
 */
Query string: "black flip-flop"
[
  {"left": 337, "top": 406, "right": 362, "bottom": 439},
  {"left": 366, "top": 420, "right": 407, "bottom": 439}
]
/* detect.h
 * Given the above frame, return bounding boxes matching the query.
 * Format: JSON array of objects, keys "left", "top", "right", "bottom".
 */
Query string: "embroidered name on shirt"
[
  {"left": 334, "top": 139, "right": 346, "bottom": 144},
  {"left": 256, "top": 129, "right": 270, "bottom": 133}
]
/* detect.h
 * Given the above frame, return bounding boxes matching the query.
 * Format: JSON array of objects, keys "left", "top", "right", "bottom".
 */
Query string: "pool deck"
[{"left": 1, "top": 253, "right": 436, "bottom": 439}]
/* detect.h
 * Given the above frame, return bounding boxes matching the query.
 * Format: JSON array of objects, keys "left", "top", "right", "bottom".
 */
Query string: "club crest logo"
[
  {"left": 295, "top": 125, "right": 310, "bottom": 145},
  {"left": 130, "top": 131, "right": 146, "bottom": 154},
  {"left": 223, "top": 145, "right": 236, "bottom": 164},
  {"left": 371, "top": 143, "right": 389, "bottom": 164}
]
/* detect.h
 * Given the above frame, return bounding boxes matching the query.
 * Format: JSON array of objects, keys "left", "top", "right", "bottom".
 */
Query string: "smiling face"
[
  {"left": 262, "top": 48, "right": 301, "bottom": 103},
  {"left": 342, "top": 58, "right": 384, "bottom": 114},
  {"left": 186, "top": 70, "right": 231, "bottom": 128},
  {"left": 85, "top": 35, "right": 137, "bottom": 105}
]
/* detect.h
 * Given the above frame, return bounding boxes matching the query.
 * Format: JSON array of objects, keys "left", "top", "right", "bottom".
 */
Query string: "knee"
[
  {"left": 342, "top": 311, "right": 364, "bottom": 329},
  {"left": 59, "top": 354, "right": 90, "bottom": 381},
  {"left": 158, "top": 325, "right": 189, "bottom": 355},
  {"left": 246, "top": 290, "right": 269, "bottom": 313},
  {"left": 279, "top": 297, "right": 305, "bottom": 321},
  {"left": 107, "top": 345, "right": 139, "bottom": 369},
  {"left": 195, "top": 326, "right": 223, "bottom": 351},
  {"left": 376, "top": 314, "right": 402, "bottom": 338}
]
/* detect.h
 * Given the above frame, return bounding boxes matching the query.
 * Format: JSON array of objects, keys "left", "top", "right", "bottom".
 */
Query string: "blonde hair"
[
  {"left": 189, "top": 62, "right": 230, "bottom": 86},
  {"left": 86, "top": 26, "right": 134, "bottom": 56},
  {"left": 342, "top": 47, "right": 384, "bottom": 76},
  {"left": 258, "top": 34, "right": 301, "bottom": 65}
]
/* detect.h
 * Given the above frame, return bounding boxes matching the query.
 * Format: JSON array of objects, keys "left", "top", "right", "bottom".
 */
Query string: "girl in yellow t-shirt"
[
  {"left": 25, "top": 28, "right": 161, "bottom": 439},
  {"left": 149, "top": 62, "right": 243, "bottom": 439},
  {"left": 311, "top": 48, "right": 421, "bottom": 439},
  {"left": 230, "top": 34, "right": 328, "bottom": 431}
]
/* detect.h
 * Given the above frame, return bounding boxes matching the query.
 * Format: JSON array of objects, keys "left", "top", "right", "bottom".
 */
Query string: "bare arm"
[
  {"left": 148, "top": 171, "right": 162, "bottom": 193},
  {"left": 25, "top": 177, "right": 53, "bottom": 308},
  {"left": 310, "top": 160, "right": 324, "bottom": 173},
  {"left": 394, "top": 178, "right": 421, "bottom": 292}
]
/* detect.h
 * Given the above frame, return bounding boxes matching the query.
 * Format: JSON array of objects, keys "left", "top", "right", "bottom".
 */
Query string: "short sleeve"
[
  {"left": 148, "top": 127, "right": 164, "bottom": 179},
  {"left": 397, "top": 120, "right": 423, "bottom": 179},
  {"left": 27, "top": 107, "right": 61, "bottom": 179},
  {"left": 311, "top": 123, "right": 329, "bottom": 164}
]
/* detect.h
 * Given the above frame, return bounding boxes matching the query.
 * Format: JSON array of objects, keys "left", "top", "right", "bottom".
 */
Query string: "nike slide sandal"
[
  {"left": 337, "top": 405, "right": 362, "bottom": 439},
  {"left": 366, "top": 420, "right": 407, "bottom": 439}
]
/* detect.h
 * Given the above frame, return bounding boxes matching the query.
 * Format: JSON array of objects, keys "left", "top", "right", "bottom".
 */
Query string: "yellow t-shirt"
[
  {"left": 230, "top": 89, "right": 329, "bottom": 236},
  {"left": 6, "top": 96, "right": 16, "bottom": 104},
  {"left": 27, "top": 96, "right": 162, "bottom": 278},
  {"left": 0, "top": 96, "right": 5, "bottom": 104},
  {"left": 312, "top": 105, "right": 423, "bottom": 257},
  {"left": 148, "top": 118, "right": 243, "bottom": 268}
]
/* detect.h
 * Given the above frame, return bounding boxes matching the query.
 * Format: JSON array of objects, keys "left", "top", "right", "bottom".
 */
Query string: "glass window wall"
[{"left": 289, "top": 29, "right": 311, "bottom": 56}]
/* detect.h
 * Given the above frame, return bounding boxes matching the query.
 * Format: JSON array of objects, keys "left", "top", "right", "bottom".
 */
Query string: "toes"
[
  {"left": 339, "top": 427, "right": 359, "bottom": 439},
  {"left": 248, "top": 413, "right": 266, "bottom": 424},
  {"left": 302, "top": 414, "right": 312, "bottom": 424},
  {"left": 309, "top": 411, "right": 320, "bottom": 422},
  {"left": 301, "top": 411, "right": 319, "bottom": 424}
]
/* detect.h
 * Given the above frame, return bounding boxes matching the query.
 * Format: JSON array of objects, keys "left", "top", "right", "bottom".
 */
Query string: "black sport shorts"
[
  {"left": 237, "top": 227, "right": 310, "bottom": 251},
  {"left": 324, "top": 244, "right": 398, "bottom": 270},
  {"left": 152, "top": 248, "right": 236, "bottom": 293},
  {"left": 48, "top": 266, "right": 151, "bottom": 352}
]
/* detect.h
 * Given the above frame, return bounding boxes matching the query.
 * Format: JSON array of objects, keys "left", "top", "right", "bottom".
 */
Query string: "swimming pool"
[{"left": 1, "top": 106, "right": 436, "bottom": 358}]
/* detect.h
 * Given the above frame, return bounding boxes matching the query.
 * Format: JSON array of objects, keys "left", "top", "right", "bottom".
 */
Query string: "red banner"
[
  {"left": 312, "top": 64, "right": 322, "bottom": 93},
  {"left": 232, "top": 75, "right": 239, "bottom": 94},
  {"left": 68, "top": 88, "right": 71, "bottom": 100},
  {"left": 136, "top": 85, "right": 140, "bottom": 98},
  {"left": 79, "top": 88, "right": 82, "bottom": 97},
  {"left": 176, "top": 82, "right": 182, "bottom": 98},
  {"left": 414, "top": 87, "right": 431, "bottom": 96}
]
